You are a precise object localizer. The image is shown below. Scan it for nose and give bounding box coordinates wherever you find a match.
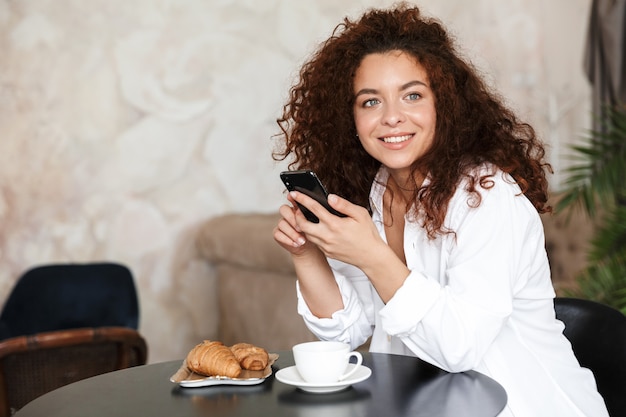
[381,102,406,126]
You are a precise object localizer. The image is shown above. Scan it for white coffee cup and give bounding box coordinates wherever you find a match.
[292,341,363,384]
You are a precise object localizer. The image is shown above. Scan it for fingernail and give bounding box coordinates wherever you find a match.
[294,237,306,246]
[328,194,337,203]
[290,191,297,198]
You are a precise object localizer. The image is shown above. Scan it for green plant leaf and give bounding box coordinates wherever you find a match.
[559,104,626,310]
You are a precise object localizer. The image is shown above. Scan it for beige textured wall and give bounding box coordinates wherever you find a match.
[0,0,592,362]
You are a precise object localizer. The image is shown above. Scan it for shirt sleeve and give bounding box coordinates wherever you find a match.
[296,266,375,350]
[379,174,551,372]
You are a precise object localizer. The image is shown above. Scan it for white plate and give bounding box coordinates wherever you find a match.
[174,374,267,388]
[275,364,371,393]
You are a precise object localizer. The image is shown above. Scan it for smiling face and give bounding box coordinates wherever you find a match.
[353,50,436,183]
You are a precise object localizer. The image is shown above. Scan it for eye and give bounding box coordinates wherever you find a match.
[362,98,380,108]
[406,92,421,101]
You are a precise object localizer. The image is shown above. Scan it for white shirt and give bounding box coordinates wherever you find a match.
[296,166,609,417]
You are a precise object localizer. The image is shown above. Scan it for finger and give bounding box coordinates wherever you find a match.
[289,191,335,224]
[274,219,307,248]
[327,193,361,218]
[278,203,296,221]
[274,229,306,250]
[283,194,311,229]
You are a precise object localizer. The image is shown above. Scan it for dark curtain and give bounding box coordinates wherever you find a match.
[584,0,626,125]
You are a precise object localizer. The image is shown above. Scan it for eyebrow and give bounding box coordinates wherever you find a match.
[354,80,429,98]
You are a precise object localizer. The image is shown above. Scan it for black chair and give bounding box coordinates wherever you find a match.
[0,262,139,339]
[554,297,626,417]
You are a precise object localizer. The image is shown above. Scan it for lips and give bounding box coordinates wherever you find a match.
[381,134,413,144]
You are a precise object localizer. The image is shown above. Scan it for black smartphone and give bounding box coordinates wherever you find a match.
[280,170,346,223]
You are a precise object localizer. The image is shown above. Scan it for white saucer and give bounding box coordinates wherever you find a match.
[275,364,371,393]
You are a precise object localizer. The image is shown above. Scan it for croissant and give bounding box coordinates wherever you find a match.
[186,340,242,378]
[230,342,269,371]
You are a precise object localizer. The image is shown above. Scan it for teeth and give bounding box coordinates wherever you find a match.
[382,134,412,143]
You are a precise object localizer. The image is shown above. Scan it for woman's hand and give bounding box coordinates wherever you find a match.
[287,190,410,303]
[273,192,344,317]
[286,191,385,269]
[273,195,315,256]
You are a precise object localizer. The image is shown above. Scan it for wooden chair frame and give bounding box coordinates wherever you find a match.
[0,327,147,416]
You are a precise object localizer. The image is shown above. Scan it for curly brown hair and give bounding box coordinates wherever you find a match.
[273,3,552,238]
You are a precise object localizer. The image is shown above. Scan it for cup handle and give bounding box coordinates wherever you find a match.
[338,351,363,381]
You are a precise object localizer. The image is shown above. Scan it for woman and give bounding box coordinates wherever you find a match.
[272,4,608,416]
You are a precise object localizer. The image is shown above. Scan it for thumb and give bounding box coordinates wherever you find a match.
[327,193,352,216]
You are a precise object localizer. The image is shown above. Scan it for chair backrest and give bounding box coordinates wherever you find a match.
[0,326,147,416]
[554,297,626,417]
[0,263,139,338]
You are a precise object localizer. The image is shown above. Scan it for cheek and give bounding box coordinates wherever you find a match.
[353,110,375,135]
[411,109,437,134]
[427,113,437,135]
[353,116,365,137]
[428,113,437,135]
[355,132,378,157]
[358,140,379,160]
[356,135,369,149]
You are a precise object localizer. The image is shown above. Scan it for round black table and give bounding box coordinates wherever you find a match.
[15,351,507,417]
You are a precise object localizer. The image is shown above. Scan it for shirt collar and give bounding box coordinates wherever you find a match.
[369,166,389,219]
[369,166,432,219]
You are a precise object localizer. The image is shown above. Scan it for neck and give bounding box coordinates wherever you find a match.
[389,170,424,192]
[388,174,419,202]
